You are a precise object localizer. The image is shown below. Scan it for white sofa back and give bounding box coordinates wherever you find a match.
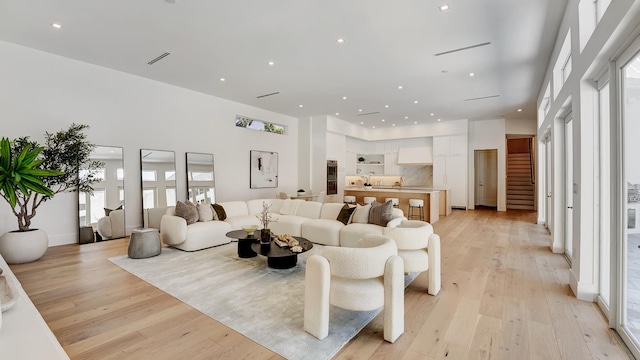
[295,201,323,219]
[247,199,283,215]
[320,203,346,220]
[218,201,249,218]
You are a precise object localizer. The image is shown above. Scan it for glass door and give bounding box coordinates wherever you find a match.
[618,43,640,357]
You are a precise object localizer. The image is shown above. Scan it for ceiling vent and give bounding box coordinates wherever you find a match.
[464,94,500,101]
[434,42,491,57]
[147,52,171,65]
[256,92,280,99]
[357,111,380,116]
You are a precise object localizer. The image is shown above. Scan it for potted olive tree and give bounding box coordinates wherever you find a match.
[0,124,102,264]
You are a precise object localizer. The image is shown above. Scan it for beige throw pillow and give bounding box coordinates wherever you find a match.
[175,200,199,225]
[197,203,214,222]
[351,204,371,224]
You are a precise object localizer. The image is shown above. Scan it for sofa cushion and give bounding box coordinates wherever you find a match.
[368,200,394,226]
[212,203,227,221]
[176,201,199,225]
[320,203,346,220]
[280,199,303,215]
[301,219,344,246]
[336,204,356,225]
[247,199,283,215]
[197,204,215,222]
[340,223,384,247]
[351,204,371,224]
[218,201,250,219]
[269,215,308,236]
[295,201,322,219]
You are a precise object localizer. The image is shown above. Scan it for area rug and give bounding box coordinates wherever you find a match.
[109,242,416,360]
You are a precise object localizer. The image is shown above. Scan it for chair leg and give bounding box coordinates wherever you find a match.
[384,255,405,343]
[304,255,331,339]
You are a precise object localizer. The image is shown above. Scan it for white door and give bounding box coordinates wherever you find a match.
[475,149,498,207]
[545,137,553,232]
[564,114,574,261]
[447,155,467,208]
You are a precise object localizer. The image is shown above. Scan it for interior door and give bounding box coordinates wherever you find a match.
[475,149,498,207]
[564,114,574,261]
[545,137,553,232]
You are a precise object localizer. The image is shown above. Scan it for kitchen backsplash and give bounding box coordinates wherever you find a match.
[345,166,433,187]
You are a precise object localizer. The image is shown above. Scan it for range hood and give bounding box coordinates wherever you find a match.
[397,147,433,165]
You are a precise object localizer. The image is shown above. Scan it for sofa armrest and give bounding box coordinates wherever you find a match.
[385,216,407,230]
[160,215,187,246]
[97,216,112,239]
[428,233,441,295]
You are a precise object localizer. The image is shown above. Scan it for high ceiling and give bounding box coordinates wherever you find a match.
[0,0,568,128]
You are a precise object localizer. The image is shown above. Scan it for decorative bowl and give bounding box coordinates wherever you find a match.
[241,225,259,236]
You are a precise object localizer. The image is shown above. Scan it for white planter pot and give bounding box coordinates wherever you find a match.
[0,229,49,264]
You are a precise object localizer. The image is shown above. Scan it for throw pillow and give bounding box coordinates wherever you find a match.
[175,200,199,225]
[104,205,123,216]
[197,203,214,222]
[336,204,356,225]
[351,204,371,224]
[368,200,394,227]
[212,203,227,221]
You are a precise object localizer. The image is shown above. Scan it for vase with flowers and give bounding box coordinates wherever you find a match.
[256,201,274,245]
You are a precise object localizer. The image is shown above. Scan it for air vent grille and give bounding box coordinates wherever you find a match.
[256,92,280,98]
[147,52,171,65]
[464,94,500,101]
[434,42,491,57]
[357,112,380,116]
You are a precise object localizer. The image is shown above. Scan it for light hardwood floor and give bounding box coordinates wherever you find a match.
[9,209,631,359]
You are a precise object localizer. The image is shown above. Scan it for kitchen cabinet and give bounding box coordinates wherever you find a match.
[356,153,384,175]
[384,152,400,175]
[433,135,467,209]
[434,135,467,156]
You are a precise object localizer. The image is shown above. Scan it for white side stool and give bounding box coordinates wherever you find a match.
[344,195,356,204]
[408,199,425,221]
[385,198,400,208]
[363,197,377,205]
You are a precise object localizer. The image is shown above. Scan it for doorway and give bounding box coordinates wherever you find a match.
[564,113,574,262]
[474,149,498,208]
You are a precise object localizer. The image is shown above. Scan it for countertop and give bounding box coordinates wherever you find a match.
[344,187,444,194]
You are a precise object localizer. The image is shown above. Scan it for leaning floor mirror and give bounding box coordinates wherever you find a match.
[78,146,125,243]
[186,152,216,204]
[140,149,177,229]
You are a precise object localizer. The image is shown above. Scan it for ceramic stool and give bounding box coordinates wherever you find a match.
[363,197,377,205]
[385,198,400,208]
[344,195,356,204]
[128,228,161,259]
[408,199,425,221]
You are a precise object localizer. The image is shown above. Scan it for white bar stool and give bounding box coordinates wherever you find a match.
[408,199,424,221]
[343,195,356,204]
[385,198,400,208]
[363,197,377,205]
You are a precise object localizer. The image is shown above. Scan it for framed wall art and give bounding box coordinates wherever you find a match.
[250,150,278,188]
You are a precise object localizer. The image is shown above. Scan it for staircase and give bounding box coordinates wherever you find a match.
[507,152,535,210]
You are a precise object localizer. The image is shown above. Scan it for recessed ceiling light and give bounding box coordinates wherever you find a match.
[51,23,62,29]
[336,112,340,115]
[414,100,419,104]
[299,104,303,108]
[405,116,409,119]
[372,126,376,128]
[517,108,523,112]
[360,122,364,125]
[219,78,226,82]
[437,119,442,122]
[336,38,345,43]
[469,72,475,77]
[268,61,275,66]
[381,119,385,122]
[392,124,396,127]
[342,96,347,100]
[358,109,363,112]
[414,121,418,124]
[430,113,435,116]
[438,4,450,11]
[385,105,389,108]
[398,85,403,90]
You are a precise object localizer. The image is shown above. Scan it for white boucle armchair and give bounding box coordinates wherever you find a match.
[304,234,405,343]
[383,220,441,295]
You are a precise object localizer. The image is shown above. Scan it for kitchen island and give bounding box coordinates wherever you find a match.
[344,187,450,223]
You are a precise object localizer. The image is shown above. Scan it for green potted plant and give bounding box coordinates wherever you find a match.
[0,124,102,264]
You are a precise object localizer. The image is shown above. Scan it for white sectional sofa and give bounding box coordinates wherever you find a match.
[96,209,125,240]
[160,206,232,251]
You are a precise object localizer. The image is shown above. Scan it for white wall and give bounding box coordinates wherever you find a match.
[0,41,299,246]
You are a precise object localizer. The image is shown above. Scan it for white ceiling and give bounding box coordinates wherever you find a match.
[0,0,568,128]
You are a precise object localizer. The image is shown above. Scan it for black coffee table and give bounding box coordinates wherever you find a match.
[251,236,313,269]
[225,230,259,258]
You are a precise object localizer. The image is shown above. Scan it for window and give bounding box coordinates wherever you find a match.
[189,171,214,181]
[562,54,573,83]
[142,188,156,209]
[117,168,124,181]
[596,0,611,23]
[89,189,106,224]
[165,171,176,181]
[79,168,105,182]
[166,188,176,207]
[142,170,157,182]
[552,30,572,99]
[235,115,286,135]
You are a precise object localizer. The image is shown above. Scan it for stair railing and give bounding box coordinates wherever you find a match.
[528,138,535,185]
